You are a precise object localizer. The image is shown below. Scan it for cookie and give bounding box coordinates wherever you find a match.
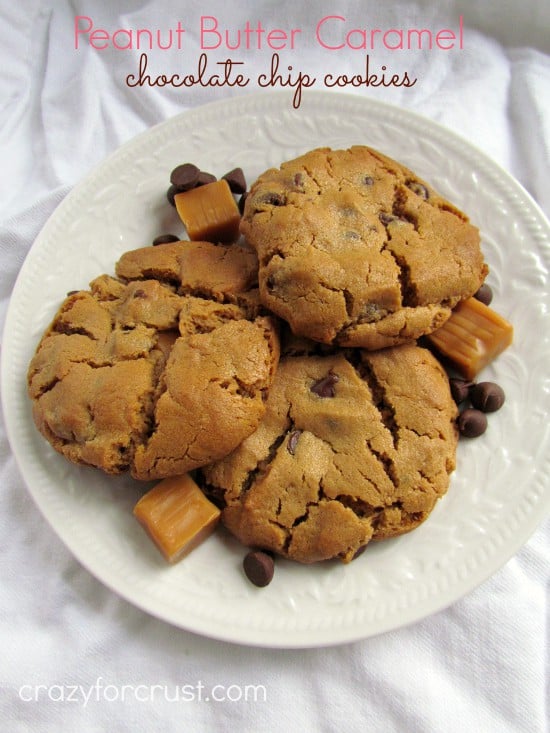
[241,146,487,349]
[27,241,280,480]
[201,342,458,564]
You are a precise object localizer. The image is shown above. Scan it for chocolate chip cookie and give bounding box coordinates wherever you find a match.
[201,342,458,564]
[241,146,487,349]
[27,241,280,480]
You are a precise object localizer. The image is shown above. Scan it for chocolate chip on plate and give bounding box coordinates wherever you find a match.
[473,283,493,306]
[311,371,339,398]
[238,191,248,215]
[457,408,488,438]
[166,184,179,207]
[152,233,180,246]
[449,378,474,405]
[196,171,217,187]
[170,163,200,191]
[243,550,274,587]
[222,167,247,194]
[470,382,505,413]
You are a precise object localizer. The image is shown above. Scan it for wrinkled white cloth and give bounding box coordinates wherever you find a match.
[1,2,548,731]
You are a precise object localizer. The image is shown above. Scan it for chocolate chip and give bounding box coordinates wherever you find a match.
[379,212,397,225]
[260,192,287,207]
[222,167,246,194]
[166,184,179,207]
[406,180,429,199]
[66,290,79,296]
[287,430,302,455]
[449,378,474,405]
[457,408,487,437]
[152,234,180,246]
[170,163,200,191]
[133,289,147,299]
[238,191,248,215]
[243,550,274,587]
[311,371,339,398]
[474,283,493,306]
[470,382,505,413]
[363,176,374,185]
[196,171,217,187]
[294,172,304,187]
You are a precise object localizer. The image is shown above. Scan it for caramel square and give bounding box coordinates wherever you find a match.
[134,474,220,563]
[175,179,240,243]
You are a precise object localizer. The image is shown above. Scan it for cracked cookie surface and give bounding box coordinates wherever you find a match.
[201,343,458,564]
[241,146,488,349]
[27,241,280,480]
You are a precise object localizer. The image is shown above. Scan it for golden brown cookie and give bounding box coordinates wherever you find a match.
[201,343,458,564]
[27,242,280,480]
[241,146,487,349]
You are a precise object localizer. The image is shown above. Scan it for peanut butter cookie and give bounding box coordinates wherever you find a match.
[27,241,280,480]
[201,342,458,563]
[241,146,487,349]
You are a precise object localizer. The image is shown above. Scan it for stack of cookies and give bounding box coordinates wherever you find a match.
[28,146,491,567]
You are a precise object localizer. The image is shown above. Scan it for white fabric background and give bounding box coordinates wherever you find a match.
[1,1,548,731]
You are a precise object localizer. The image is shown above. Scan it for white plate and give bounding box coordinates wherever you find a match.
[3,91,550,648]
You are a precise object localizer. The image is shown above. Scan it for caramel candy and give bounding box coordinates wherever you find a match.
[174,179,240,243]
[427,297,513,379]
[133,474,220,563]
